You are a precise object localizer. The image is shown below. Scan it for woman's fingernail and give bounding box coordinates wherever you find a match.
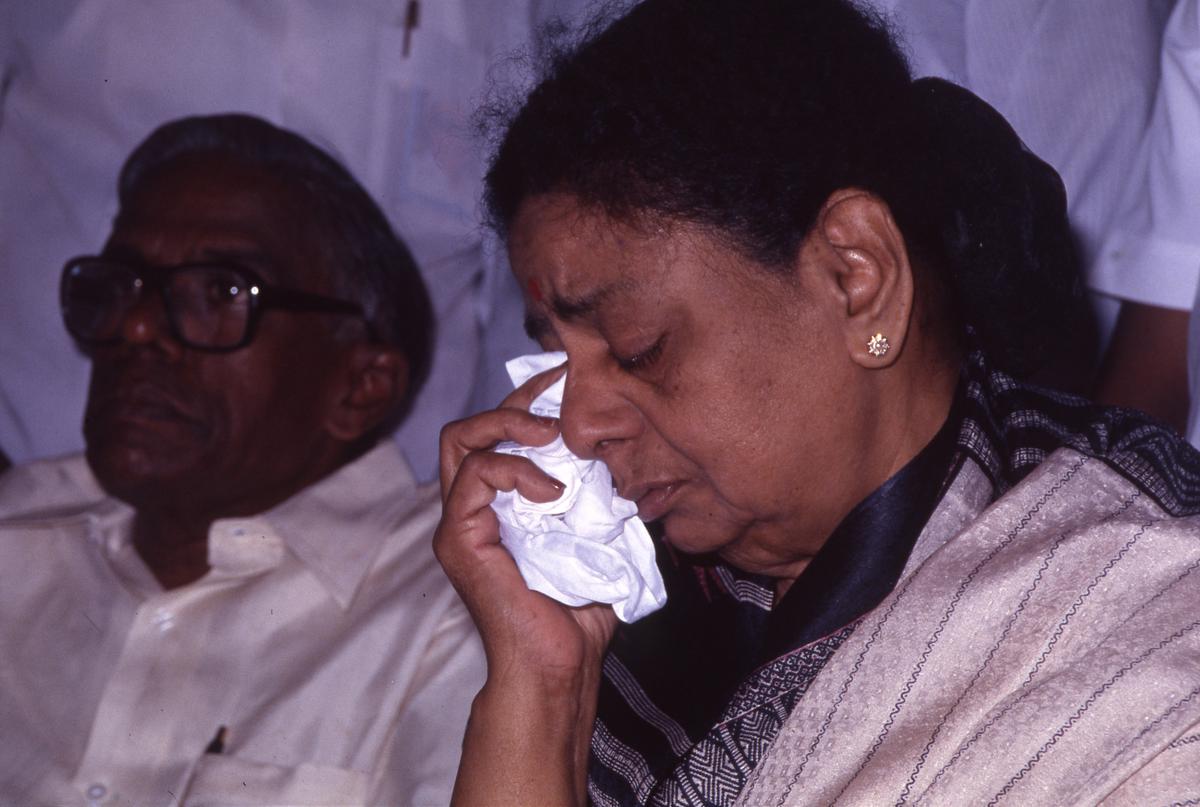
[536,415,559,427]
[550,478,565,491]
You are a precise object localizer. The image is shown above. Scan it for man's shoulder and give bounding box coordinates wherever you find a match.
[271,440,441,544]
[0,453,109,521]
[369,478,443,563]
[265,442,449,608]
[363,478,446,584]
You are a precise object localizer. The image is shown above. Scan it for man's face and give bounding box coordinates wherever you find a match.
[83,154,354,517]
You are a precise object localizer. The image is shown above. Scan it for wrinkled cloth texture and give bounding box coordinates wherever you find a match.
[490,352,667,623]
[737,451,1200,807]
[0,442,484,806]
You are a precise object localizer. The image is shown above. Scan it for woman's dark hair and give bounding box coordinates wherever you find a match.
[119,113,434,393]
[483,0,1081,375]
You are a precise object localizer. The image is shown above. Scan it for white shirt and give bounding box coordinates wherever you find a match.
[1072,0,1200,448]
[0,0,584,477]
[0,442,484,806]
[1132,1,1200,443]
[872,0,1172,336]
[1095,0,1200,313]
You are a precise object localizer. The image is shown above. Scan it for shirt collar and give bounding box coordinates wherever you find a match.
[239,441,422,610]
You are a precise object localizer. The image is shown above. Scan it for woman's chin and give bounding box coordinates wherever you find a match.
[657,512,736,557]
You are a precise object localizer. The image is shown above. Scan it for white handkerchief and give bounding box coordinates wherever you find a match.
[491,352,668,623]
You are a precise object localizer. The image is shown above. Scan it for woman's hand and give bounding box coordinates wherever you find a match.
[435,365,617,807]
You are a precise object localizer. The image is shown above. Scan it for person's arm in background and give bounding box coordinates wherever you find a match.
[1095,303,1190,432]
[0,445,10,476]
[1092,0,1200,435]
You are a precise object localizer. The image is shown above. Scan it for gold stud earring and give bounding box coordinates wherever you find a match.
[867,332,890,357]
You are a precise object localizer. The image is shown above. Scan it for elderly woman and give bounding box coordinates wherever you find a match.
[435,0,1200,804]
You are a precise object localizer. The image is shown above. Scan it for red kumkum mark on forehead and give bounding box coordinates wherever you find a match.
[527,278,544,303]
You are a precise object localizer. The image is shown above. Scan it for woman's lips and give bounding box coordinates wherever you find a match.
[634,482,683,522]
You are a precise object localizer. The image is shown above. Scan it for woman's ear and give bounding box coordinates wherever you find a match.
[324,344,410,442]
[810,188,915,368]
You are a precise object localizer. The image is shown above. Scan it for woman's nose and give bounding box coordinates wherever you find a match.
[558,361,639,459]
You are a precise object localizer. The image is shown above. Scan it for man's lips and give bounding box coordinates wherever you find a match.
[624,481,684,522]
[108,399,189,424]
[90,383,199,427]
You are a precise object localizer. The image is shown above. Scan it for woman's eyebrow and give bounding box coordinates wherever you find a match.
[549,278,635,322]
[526,277,641,338]
[550,288,610,321]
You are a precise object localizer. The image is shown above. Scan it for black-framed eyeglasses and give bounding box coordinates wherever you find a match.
[60,255,370,351]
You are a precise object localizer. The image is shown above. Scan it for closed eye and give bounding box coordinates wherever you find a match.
[524,311,551,342]
[613,334,665,372]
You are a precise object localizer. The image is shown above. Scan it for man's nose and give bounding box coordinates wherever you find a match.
[117,290,182,357]
[558,360,640,460]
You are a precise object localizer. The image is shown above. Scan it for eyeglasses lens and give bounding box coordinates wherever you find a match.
[62,260,140,343]
[62,260,254,349]
[166,267,253,348]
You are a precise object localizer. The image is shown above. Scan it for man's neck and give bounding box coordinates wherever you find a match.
[132,510,212,590]
[119,445,360,590]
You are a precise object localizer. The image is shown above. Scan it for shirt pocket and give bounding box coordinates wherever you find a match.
[182,754,369,806]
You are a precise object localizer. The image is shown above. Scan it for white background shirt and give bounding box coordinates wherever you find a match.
[0,0,585,478]
[0,442,484,806]
[0,1,1171,472]
[1093,0,1200,314]
[1077,0,1200,445]
[873,0,1173,340]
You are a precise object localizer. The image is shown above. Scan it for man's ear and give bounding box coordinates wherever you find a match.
[324,344,410,442]
[808,188,915,368]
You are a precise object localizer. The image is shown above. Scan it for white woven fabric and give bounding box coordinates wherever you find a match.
[738,450,1200,806]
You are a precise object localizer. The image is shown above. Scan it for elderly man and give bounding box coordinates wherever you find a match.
[0,114,482,805]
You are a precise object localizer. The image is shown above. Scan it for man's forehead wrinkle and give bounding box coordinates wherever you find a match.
[102,242,145,263]
[104,233,285,277]
[109,193,314,287]
[197,246,280,270]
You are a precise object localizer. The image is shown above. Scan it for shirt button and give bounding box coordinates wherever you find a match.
[152,608,175,632]
[86,783,107,799]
